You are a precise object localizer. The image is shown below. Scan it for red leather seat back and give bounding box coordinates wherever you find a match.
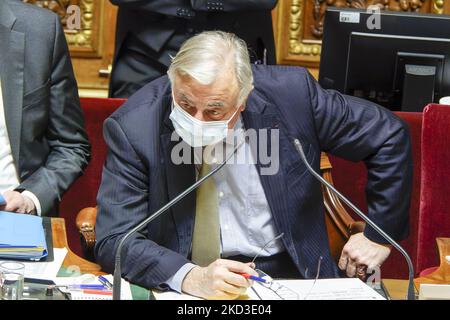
[328,112,423,279]
[59,98,126,256]
[417,104,450,271]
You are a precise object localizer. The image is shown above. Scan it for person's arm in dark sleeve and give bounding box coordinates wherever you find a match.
[18,14,90,215]
[304,70,412,244]
[190,0,278,11]
[95,117,191,290]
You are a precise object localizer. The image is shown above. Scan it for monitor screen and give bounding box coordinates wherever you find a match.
[319,8,450,112]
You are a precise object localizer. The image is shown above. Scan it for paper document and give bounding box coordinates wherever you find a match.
[153,290,202,300]
[0,247,67,280]
[419,284,450,300]
[249,278,386,300]
[54,274,133,300]
[154,278,385,300]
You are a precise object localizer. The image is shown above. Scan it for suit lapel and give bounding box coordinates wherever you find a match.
[160,115,196,256]
[0,4,25,171]
[242,91,300,265]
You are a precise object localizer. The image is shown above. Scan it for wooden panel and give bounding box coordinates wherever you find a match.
[272,0,449,73]
[71,1,117,96]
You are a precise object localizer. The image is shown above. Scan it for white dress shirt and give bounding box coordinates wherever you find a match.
[0,79,41,215]
[166,116,284,292]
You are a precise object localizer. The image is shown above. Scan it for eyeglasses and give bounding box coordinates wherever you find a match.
[253,269,300,300]
[250,233,285,265]
[302,256,323,300]
[248,232,324,300]
[248,233,298,300]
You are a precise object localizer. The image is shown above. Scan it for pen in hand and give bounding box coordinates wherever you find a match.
[239,273,269,284]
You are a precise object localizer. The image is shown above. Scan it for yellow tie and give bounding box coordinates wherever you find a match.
[191,162,221,266]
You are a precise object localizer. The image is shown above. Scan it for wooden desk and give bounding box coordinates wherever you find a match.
[52,218,444,300]
[52,218,104,276]
[382,279,410,300]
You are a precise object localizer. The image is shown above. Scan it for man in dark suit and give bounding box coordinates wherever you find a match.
[109,0,278,98]
[95,31,412,299]
[0,0,90,216]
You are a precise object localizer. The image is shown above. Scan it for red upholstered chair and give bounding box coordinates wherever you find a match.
[416,104,450,272]
[59,97,126,258]
[328,112,423,279]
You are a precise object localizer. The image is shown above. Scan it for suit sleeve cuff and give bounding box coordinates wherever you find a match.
[163,263,197,293]
[21,190,42,216]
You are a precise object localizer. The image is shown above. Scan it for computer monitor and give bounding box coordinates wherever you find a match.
[319,8,450,112]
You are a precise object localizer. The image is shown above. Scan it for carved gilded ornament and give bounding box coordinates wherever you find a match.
[22,0,95,47]
[289,0,443,58]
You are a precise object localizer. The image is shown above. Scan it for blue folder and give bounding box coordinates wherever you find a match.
[0,211,48,261]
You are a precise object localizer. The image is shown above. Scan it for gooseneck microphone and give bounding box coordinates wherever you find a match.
[293,139,415,300]
[112,139,244,300]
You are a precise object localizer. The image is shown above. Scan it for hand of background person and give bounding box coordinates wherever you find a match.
[0,191,36,214]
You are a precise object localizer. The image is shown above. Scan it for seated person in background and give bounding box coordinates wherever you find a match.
[0,0,90,216]
[109,0,278,98]
[95,31,412,299]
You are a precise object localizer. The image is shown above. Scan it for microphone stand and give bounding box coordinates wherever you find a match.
[293,139,415,300]
[112,140,244,300]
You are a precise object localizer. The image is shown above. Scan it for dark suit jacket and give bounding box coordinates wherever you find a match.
[95,65,412,290]
[0,0,90,216]
[109,0,277,97]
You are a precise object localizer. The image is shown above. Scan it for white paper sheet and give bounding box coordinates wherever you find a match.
[152,278,386,300]
[248,278,386,300]
[153,290,202,300]
[0,247,68,280]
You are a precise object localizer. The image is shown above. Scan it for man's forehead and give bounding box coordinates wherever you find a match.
[174,73,239,100]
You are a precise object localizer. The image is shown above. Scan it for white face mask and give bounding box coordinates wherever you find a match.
[169,96,240,147]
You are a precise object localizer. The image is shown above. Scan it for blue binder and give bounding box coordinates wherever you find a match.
[0,211,48,261]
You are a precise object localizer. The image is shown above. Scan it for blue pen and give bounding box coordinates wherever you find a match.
[65,284,108,290]
[98,276,113,289]
[240,273,269,283]
[0,194,5,206]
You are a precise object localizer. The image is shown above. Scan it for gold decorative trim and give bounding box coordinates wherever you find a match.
[431,0,445,13]
[278,0,446,67]
[289,0,322,57]
[22,0,103,58]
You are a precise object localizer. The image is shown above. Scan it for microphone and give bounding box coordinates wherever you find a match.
[112,139,244,300]
[293,139,415,300]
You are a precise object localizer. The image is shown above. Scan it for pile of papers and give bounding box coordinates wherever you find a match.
[0,211,48,260]
[54,274,133,300]
[153,278,386,300]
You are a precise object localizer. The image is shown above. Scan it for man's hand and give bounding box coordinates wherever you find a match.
[181,259,258,300]
[338,232,392,278]
[0,191,36,214]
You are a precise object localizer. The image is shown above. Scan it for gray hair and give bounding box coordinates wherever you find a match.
[167,31,254,105]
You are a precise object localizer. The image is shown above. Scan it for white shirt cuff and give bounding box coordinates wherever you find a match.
[21,190,42,216]
[164,263,197,293]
